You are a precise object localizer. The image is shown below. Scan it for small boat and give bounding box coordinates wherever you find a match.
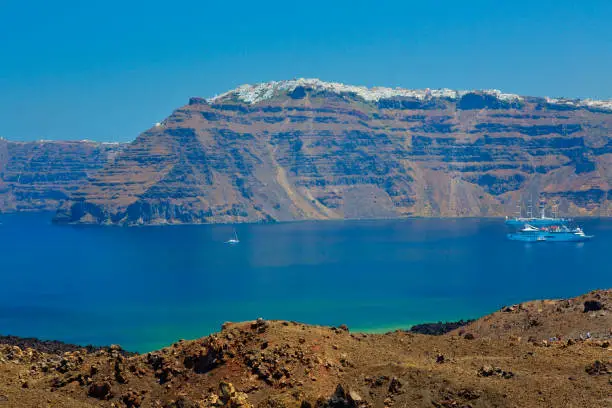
[225,230,240,245]
[505,215,571,228]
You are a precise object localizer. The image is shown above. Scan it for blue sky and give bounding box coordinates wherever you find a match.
[1,0,610,141]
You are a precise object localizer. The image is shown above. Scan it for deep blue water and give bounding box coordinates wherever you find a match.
[0,213,610,352]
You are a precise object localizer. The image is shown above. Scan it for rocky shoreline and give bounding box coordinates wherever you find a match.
[0,335,135,356]
[407,319,475,336]
[0,319,474,355]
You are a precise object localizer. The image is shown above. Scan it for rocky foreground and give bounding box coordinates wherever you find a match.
[1,290,611,407]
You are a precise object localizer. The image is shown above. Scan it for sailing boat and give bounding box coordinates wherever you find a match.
[226,230,240,245]
[505,196,570,227]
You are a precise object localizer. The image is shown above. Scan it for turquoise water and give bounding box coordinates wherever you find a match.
[0,213,610,352]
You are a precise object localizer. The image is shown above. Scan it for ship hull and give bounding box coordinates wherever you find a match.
[507,232,593,242]
[537,233,593,242]
[507,233,546,242]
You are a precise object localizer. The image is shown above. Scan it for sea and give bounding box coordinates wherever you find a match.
[1,213,610,353]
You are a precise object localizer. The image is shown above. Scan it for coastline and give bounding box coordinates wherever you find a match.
[346,319,476,336]
[0,318,476,354]
[0,335,136,355]
[1,289,610,407]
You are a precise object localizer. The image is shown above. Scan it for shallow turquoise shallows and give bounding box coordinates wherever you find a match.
[0,213,610,352]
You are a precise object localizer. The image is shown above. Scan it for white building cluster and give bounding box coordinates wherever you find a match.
[208,78,611,111]
[209,78,523,104]
[546,97,612,111]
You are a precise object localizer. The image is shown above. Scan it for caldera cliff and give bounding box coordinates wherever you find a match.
[0,139,124,213]
[7,78,612,225]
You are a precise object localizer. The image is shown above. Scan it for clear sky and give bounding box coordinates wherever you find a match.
[1,0,611,142]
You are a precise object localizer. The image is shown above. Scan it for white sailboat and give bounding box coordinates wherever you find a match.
[225,230,240,245]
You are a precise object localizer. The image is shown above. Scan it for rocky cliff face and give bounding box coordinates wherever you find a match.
[0,139,124,212]
[52,79,612,225]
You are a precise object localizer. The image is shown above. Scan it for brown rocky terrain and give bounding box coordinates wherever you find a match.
[450,289,612,342]
[49,79,612,225]
[1,289,611,407]
[0,139,124,212]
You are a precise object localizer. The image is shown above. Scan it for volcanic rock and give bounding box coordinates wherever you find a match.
[39,79,611,226]
[88,381,112,399]
[1,290,612,407]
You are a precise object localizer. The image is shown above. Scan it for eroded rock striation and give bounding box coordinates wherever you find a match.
[53,79,612,225]
[0,139,124,212]
[3,79,611,225]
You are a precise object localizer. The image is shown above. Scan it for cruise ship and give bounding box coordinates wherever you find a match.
[507,224,593,242]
